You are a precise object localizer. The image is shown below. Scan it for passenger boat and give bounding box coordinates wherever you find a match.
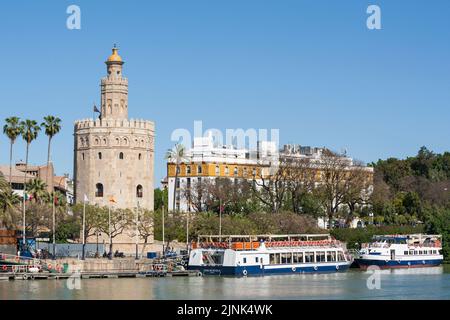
[188,234,352,276]
[354,234,443,270]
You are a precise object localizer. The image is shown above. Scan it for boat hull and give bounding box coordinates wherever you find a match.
[354,258,443,270]
[189,262,351,277]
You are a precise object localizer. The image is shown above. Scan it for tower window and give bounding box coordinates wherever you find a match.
[119,152,124,160]
[95,183,104,198]
[98,152,102,160]
[136,185,143,198]
[187,166,191,174]
[82,153,85,161]
[138,153,142,160]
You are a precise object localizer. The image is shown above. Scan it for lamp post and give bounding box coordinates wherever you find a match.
[162,204,165,257]
[96,231,101,258]
[108,204,112,260]
[81,196,86,260]
[135,201,140,260]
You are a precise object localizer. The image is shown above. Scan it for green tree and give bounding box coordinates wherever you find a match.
[154,188,168,211]
[3,116,22,186]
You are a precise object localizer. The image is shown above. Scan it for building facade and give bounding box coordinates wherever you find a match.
[167,138,373,213]
[74,47,155,211]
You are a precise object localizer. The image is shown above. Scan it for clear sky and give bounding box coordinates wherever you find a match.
[0,0,449,187]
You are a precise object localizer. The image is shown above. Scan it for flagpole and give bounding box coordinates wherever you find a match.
[162,204,165,257]
[108,203,112,260]
[135,201,139,260]
[81,197,86,260]
[219,199,222,242]
[52,192,56,260]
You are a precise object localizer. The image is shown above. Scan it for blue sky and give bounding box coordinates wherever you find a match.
[0,0,449,186]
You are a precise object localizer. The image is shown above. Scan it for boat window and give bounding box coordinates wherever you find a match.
[293,252,303,263]
[243,258,247,264]
[419,250,423,255]
[433,250,437,255]
[338,252,345,262]
[404,251,408,255]
[305,252,314,263]
[270,254,276,265]
[255,257,259,263]
[316,251,326,263]
[409,250,414,255]
[327,251,336,262]
[281,253,291,264]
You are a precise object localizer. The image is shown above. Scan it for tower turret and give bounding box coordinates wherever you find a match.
[101,45,128,120]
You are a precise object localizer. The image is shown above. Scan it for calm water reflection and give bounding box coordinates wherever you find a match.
[1,266,450,300]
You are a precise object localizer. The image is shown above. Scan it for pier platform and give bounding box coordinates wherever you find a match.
[0,270,200,281]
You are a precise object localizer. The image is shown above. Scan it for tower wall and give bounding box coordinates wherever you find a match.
[74,119,155,211]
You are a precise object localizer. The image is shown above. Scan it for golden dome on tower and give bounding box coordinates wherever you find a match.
[106,45,123,63]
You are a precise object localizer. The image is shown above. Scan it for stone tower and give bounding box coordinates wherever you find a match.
[74,47,155,211]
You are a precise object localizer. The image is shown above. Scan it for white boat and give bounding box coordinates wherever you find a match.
[188,234,352,277]
[355,234,443,269]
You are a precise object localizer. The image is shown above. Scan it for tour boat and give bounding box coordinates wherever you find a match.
[355,234,443,269]
[188,234,352,276]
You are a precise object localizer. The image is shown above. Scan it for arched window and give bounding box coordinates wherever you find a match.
[186,166,191,174]
[119,152,124,160]
[225,166,229,175]
[138,153,142,160]
[234,167,238,176]
[243,167,248,176]
[215,165,220,175]
[98,152,102,160]
[81,153,85,161]
[197,165,202,174]
[136,185,143,198]
[95,183,104,197]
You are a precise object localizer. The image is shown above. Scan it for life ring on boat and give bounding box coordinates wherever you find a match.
[292,267,296,272]
[22,274,28,280]
[314,266,318,271]
[336,265,340,270]
[407,262,411,267]
[2,265,7,271]
[242,269,248,276]
[422,260,426,265]
[197,271,203,277]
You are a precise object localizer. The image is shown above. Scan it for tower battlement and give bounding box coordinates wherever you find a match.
[74,118,155,130]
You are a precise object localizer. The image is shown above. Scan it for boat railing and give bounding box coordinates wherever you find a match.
[192,240,343,251]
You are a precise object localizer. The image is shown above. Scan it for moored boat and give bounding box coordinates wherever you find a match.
[354,234,443,270]
[188,234,352,277]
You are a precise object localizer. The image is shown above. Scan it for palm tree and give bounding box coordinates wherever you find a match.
[26,178,48,203]
[20,119,40,246]
[165,144,188,212]
[41,116,62,190]
[3,117,22,186]
[0,173,20,229]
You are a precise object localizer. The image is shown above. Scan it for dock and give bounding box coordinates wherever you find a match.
[0,270,200,281]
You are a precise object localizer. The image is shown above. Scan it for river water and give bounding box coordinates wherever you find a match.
[1,266,450,300]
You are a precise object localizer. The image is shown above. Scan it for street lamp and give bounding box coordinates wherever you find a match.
[96,231,101,258]
[135,201,140,260]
